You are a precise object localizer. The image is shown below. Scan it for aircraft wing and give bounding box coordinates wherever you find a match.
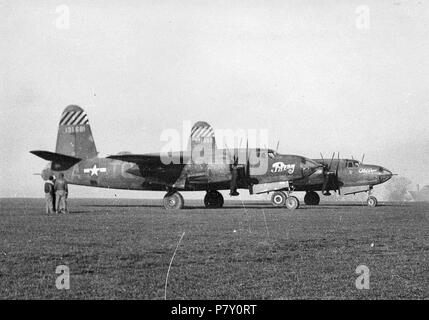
[107,154,161,165]
[107,153,190,166]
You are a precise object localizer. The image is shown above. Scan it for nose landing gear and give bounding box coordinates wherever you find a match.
[367,187,378,207]
[367,196,378,207]
[366,187,378,208]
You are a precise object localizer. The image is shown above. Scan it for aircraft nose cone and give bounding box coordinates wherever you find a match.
[379,168,393,183]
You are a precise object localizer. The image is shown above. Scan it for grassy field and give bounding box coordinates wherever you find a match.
[0,198,427,299]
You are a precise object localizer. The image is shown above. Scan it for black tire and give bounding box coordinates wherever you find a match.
[285,196,300,210]
[304,191,320,205]
[204,190,224,208]
[367,196,378,207]
[271,191,286,207]
[163,191,184,210]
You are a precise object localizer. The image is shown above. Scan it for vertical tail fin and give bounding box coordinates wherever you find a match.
[189,121,216,150]
[188,121,217,162]
[55,105,97,159]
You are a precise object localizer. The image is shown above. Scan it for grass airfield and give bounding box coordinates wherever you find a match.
[0,198,427,299]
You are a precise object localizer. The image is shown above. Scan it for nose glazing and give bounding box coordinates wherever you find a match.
[378,167,392,183]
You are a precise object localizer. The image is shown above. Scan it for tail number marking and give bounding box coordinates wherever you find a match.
[64,126,86,134]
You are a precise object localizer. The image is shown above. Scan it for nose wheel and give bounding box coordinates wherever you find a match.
[204,190,224,208]
[367,196,378,207]
[366,186,378,207]
[163,191,184,210]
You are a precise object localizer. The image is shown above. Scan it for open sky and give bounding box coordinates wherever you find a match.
[1,0,428,198]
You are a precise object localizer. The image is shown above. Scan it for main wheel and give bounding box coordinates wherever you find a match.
[271,191,286,207]
[367,196,378,207]
[163,191,184,210]
[304,191,320,205]
[285,196,300,210]
[204,190,224,208]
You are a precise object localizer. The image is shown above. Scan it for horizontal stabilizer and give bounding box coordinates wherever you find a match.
[30,150,81,171]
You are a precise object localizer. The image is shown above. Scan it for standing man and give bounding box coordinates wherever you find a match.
[44,176,55,214]
[54,173,69,214]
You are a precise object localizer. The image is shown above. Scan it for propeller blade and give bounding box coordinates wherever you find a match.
[336,152,340,173]
[328,152,335,170]
[223,143,233,163]
[226,141,240,196]
[335,152,341,194]
[322,177,329,195]
[230,166,238,196]
[361,153,365,163]
[276,141,280,153]
[246,139,249,176]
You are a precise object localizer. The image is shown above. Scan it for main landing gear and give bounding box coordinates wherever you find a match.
[304,191,320,205]
[204,190,224,208]
[270,190,300,210]
[163,190,184,210]
[162,190,225,210]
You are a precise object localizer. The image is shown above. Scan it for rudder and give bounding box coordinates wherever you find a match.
[56,105,97,159]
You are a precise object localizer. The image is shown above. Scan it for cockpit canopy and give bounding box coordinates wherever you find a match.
[267,149,278,159]
[346,160,360,168]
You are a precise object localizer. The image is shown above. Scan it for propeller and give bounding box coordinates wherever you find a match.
[245,139,250,178]
[321,152,340,196]
[224,138,249,196]
[223,143,239,196]
[334,152,341,195]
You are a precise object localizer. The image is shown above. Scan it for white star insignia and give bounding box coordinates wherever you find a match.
[84,164,107,176]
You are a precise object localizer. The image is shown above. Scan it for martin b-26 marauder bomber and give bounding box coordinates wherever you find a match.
[276,153,393,207]
[31,105,322,210]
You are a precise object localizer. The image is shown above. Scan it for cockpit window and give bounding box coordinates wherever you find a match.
[347,160,360,168]
[268,150,277,158]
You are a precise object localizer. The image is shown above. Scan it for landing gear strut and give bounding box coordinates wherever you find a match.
[367,187,378,207]
[163,191,184,210]
[204,190,224,208]
[304,191,320,205]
